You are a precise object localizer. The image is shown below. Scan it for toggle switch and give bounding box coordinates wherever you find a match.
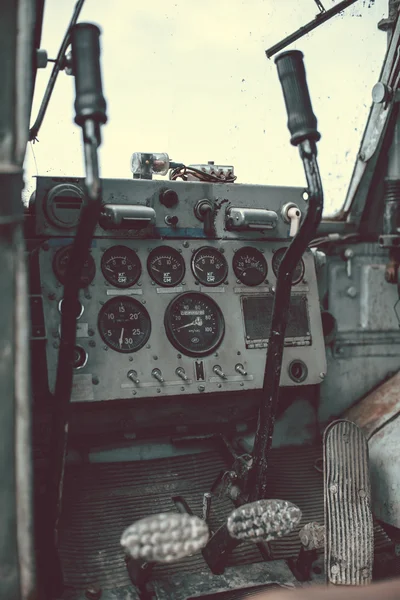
[152,368,164,383]
[213,365,227,379]
[127,370,140,384]
[282,203,302,237]
[176,367,189,382]
[235,363,247,376]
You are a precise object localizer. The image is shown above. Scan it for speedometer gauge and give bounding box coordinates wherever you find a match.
[101,246,141,288]
[191,247,228,286]
[164,292,225,357]
[272,247,304,285]
[98,296,151,353]
[147,246,185,287]
[232,247,267,286]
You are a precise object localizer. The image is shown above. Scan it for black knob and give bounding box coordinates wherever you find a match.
[71,23,107,126]
[275,50,320,146]
[160,188,179,208]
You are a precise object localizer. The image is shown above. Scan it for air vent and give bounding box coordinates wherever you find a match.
[44,183,84,229]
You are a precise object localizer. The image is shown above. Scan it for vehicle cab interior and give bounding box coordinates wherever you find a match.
[2,1,400,599]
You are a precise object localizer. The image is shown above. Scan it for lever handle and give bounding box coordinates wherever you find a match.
[275,50,320,147]
[71,23,107,126]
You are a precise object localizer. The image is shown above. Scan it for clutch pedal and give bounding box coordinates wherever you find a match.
[324,420,374,585]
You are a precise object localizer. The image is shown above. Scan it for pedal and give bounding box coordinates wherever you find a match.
[121,512,210,563]
[227,499,302,543]
[324,420,374,585]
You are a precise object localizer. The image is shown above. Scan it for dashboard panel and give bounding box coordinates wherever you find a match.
[31,176,326,403]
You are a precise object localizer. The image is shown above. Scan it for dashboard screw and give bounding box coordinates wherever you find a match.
[182,241,189,248]
[89,340,96,348]
[92,376,99,385]
[88,329,95,336]
[129,356,133,362]
[198,385,205,392]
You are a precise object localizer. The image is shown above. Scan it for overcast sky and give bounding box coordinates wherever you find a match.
[24,0,388,215]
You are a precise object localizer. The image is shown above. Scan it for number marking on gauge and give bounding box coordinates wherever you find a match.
[101,245,141,288]
[98,296,151,353]
[164,292,225,357]
[147,246,185,287]
[232,247,267,286]
[191,247,228,286]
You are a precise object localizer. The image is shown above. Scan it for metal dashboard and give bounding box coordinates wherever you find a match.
[32,176,326,403]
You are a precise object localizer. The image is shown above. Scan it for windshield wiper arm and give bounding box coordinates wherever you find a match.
[266,0,359,59]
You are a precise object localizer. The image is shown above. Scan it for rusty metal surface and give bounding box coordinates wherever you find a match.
[369,414,400,529]
[345,370,400,439]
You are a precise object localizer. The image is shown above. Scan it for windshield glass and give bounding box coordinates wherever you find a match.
[24,0,388,216]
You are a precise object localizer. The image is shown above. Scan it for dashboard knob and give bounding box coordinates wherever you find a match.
[235,364,247,376]
[152,368,164,383]
[213,365,227,380]
[176,367,189,382]
[127,370,140,385]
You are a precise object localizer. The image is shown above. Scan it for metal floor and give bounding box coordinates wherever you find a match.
[58,444,392,599]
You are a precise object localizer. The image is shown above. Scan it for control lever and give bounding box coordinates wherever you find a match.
[47,23,107,595]
[247,50,323,502]
[195,199,216,237]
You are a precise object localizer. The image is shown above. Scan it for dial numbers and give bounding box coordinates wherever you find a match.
[232,247,267,286]
[147,246,185,287]
[101,246,141,288]
[191,247,228,286]
[98,296,151,353]
[164,292,225,357]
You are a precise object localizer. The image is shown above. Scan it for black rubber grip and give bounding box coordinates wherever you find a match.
[275,50,320,146]
[71,23,107,125]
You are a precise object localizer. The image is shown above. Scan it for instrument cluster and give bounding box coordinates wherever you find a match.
[38,239,325,403]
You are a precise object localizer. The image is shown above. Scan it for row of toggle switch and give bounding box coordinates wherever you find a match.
[126,364,248,385]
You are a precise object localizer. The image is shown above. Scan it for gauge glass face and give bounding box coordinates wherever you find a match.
[232,247,267,286]
[101,246,141,288]
[53,245,95,287]
[272,248,305,285]
[191,247,228,286]
[98,296,151,353]
[164,292,225,357]
[147,246,185,287]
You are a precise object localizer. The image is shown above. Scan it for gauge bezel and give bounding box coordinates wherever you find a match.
[52,245,96,287]
[147,246,186,287]
[97,296,151,354]
[101,245,142,288]
[272,247,305,285]
[191,246,228,286]
[232,246,268,287]
[164,291,225,357]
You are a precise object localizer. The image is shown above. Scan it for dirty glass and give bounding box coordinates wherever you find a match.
[24,0,388,216]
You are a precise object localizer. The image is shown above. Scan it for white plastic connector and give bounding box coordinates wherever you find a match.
[287,206,301,237]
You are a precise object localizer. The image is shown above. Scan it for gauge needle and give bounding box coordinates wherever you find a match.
[119,328,124,348]
[105,266,114,272]
[177,317,202,331]
[152,267,161,273]
[196,265,204,272]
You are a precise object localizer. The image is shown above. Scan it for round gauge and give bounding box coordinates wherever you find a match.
[53,245,95,287]
[98,296,151,353]
[147,246,185,287]
[272,247,305,285]
[101,246,141,288]
[232,247,268,286]
[164,292,225,357]
[191,247,228,286]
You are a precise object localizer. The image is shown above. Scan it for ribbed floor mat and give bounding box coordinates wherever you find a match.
[59,445,391,596]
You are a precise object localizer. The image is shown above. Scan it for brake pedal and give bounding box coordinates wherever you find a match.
[121,512,209,563]
[324,420,374,585]
[227,499,302,543]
